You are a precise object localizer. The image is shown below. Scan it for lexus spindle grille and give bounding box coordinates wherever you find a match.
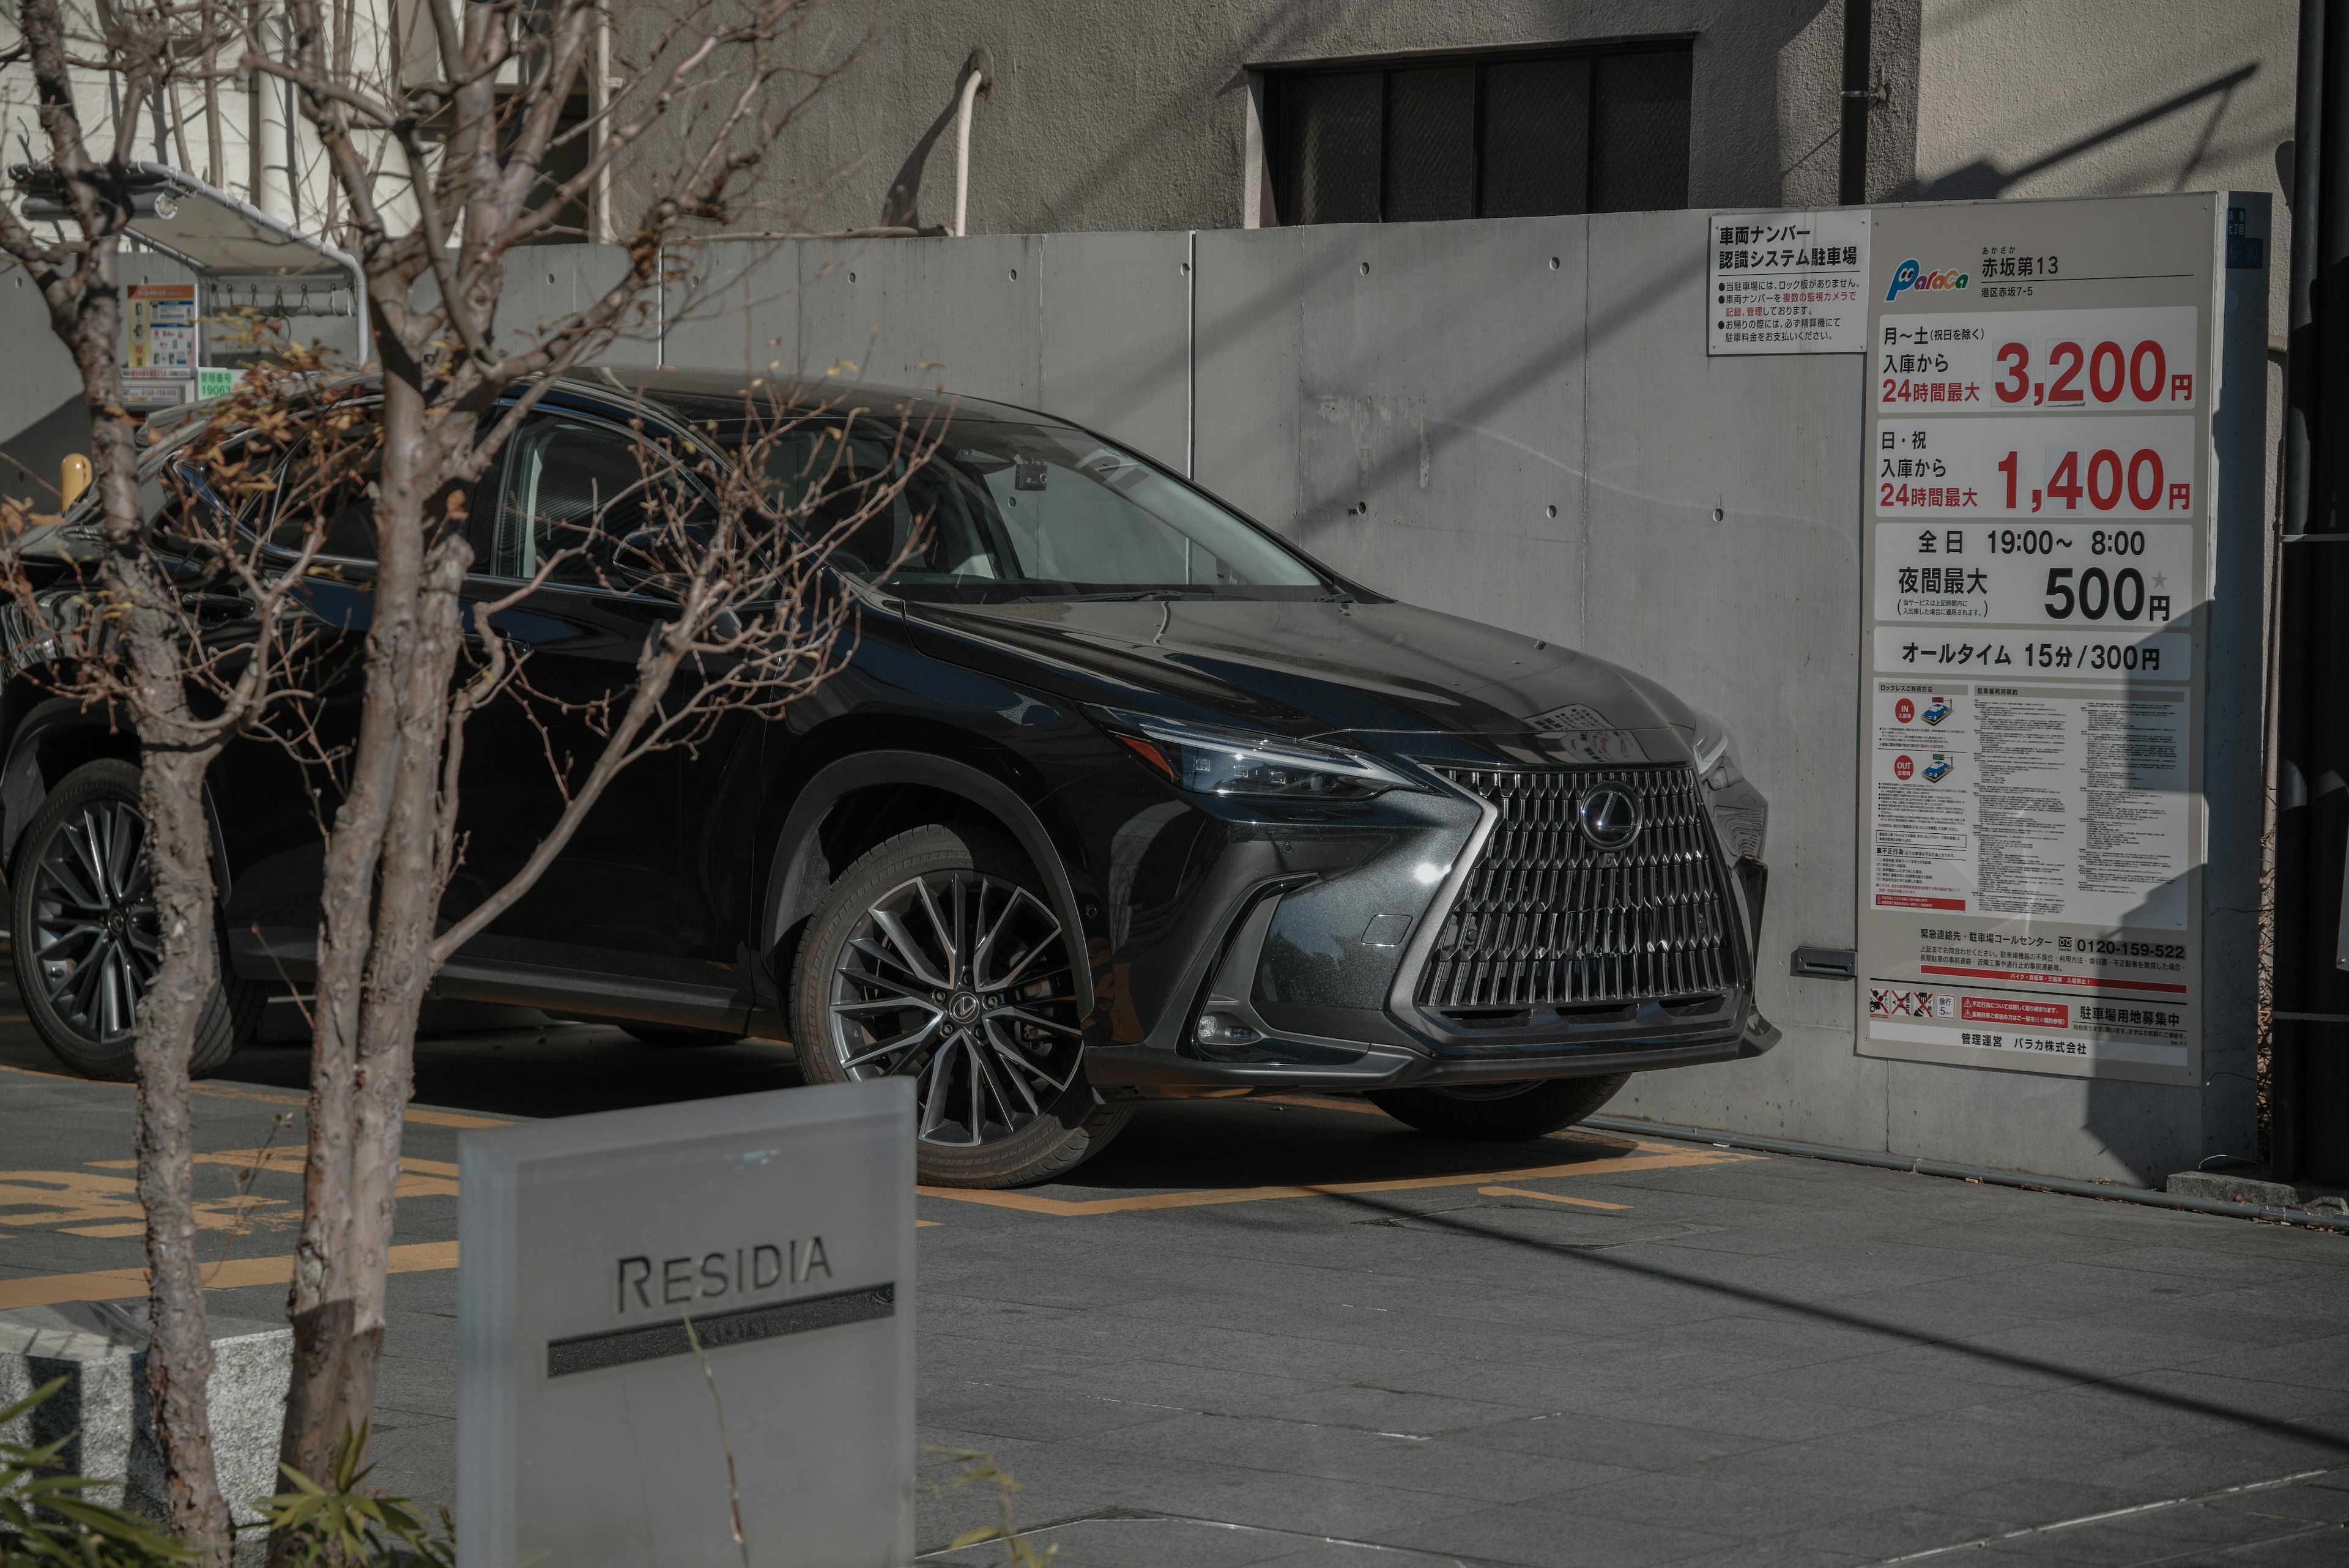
[1416,764,1735,1012]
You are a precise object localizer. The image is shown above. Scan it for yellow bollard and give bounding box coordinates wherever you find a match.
[59,453,91,507]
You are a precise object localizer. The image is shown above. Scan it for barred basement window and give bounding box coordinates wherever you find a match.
[1263,44,1691,226]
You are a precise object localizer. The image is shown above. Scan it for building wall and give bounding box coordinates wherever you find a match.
[0,2,2299,258]
[1911,0,2296,422]
[619,0,1883,239]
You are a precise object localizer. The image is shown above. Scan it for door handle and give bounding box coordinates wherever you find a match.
[461,617,532,655]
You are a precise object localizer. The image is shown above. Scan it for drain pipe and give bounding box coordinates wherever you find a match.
[2274,0,2349,1175]
[951,46,993,237]
[1586,1117,2349,1234]
[1838,0,1873,204]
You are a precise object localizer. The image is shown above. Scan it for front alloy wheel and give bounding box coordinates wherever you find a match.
[793,825,1131,1187]
[32,794,157,1042]
[10,757,256,1080]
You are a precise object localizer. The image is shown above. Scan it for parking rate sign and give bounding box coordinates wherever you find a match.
[1855,196,2231,1088]
[459,1080,916,1568]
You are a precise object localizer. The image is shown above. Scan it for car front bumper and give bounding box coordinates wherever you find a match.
[1082,996,1780,1090]
[1077,748,1776,1092]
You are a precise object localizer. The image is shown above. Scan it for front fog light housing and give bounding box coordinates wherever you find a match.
[1710,808,1766,861]
[1687,708,1765,860]
[1102,708,1416,800]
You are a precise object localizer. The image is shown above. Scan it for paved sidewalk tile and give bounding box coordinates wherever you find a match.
[7,1022,2349,1567]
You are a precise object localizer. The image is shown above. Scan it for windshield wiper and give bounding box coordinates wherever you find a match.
[1036,589,1210,602]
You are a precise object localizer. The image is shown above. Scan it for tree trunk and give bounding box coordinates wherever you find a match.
[339,526,469,1426]
[127,735,234,1566]
[276,614,401,1495]
[66,220,237,1560]
[275,376,462,1513]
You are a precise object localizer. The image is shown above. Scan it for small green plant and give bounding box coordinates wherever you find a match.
[925,1447,1058,1568]
[259,1424,453,1568]
[1,1379,198,1568]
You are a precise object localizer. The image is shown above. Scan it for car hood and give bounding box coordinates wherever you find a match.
[902,596,1701,760]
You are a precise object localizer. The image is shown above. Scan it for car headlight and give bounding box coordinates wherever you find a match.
[1102,709,1416,800]
[1690,707,1734,780]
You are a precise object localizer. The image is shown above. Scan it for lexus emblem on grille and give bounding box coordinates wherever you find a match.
[1577,786,1642,850]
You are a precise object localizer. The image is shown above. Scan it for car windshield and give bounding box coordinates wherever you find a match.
[673,398,1329,601]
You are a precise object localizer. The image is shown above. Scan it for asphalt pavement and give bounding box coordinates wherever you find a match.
[6,998,2349,1567]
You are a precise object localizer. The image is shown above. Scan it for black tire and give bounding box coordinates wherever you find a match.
[792,823,1131,1189]
[10,759,261,1082]
[620,1024,746,1047]
[1367,1072,1631,1142]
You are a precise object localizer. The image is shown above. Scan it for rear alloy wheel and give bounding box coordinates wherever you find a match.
[11,759,258,1081]
[793,824,1130,1187]
[1367,1072,1631,1142]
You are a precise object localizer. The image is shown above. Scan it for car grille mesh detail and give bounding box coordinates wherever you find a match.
[1416,764,1733,1011]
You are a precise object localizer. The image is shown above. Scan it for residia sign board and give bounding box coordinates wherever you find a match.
[1854,195,2246,1087]
[459,1080,914,1568]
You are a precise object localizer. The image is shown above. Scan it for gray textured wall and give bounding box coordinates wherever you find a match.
[613,0,1895,240]
[590,199,2260,1186]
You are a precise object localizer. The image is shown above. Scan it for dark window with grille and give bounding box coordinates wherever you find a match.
[1264,45,1691,226]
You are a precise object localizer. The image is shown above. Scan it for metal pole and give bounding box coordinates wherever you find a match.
[1838,0,1873,205]
[2287,0,2325,541]
[1185,229,1196,478]
[951,71,982,239]
[2274,0,2349,1183]
[949,50,992,239]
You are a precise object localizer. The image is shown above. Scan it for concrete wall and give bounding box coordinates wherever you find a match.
[1913,0,2297,519]
[614,203,2257,1186]
[1913,1,2294,215]
[614,0,1890,239]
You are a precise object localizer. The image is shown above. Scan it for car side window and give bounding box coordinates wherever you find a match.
[265,437,380,562]
[761,428,1007,582]
[491,414,687,591]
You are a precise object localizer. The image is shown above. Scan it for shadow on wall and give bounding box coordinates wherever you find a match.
[1870,598,2251,1186]
[2075,598,2257,1183]
[0,395,92,511]
[1911,61,2258,199]
[1278,229,1705,559]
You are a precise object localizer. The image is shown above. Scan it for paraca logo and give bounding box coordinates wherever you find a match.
[1885,258,1970,302]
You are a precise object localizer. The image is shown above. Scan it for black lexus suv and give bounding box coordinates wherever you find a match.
[4,368,1775,1186]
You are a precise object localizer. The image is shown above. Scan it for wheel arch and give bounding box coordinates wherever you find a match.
[1,694,235,897]
[762,747,1096,1020]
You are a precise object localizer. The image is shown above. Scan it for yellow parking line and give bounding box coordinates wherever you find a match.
[918,1141,1756,1218]
[402,1107,513,1129]
[0,1240,461,1309]
[1478,1184,1630,1210]
[0,1059,510,1129]
[2,1211,946,1306]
